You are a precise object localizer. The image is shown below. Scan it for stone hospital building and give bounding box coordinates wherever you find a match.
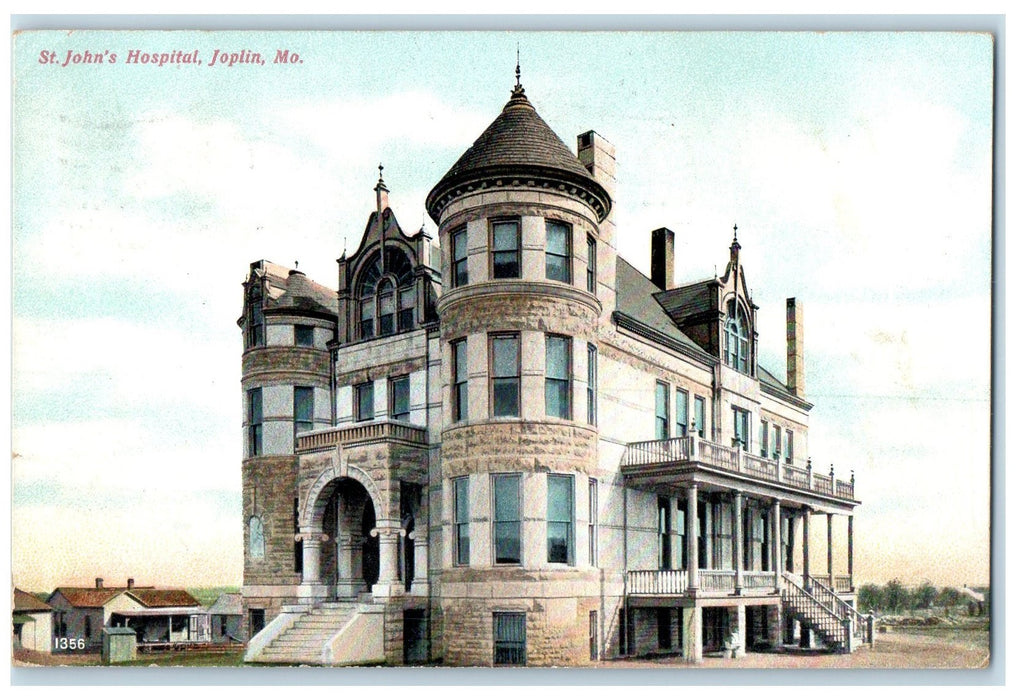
[238,75,865,666]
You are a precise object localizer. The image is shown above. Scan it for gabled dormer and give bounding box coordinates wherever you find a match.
[336,170,441,344]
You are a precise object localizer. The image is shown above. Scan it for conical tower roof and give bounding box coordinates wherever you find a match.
[426,84,611,222]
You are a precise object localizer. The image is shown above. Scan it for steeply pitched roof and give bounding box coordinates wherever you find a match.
[614,256,710,359]
[252,261,336,317]
[126,588,200,608]
[654,279,716,322]
[426,86,611,222]
[14,588,52,613]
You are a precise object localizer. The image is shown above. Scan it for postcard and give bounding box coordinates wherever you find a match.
[10,26,993,675]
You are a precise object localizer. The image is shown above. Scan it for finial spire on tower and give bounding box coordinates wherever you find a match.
[511,45,526,99]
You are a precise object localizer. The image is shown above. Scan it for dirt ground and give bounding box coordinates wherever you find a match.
[13,628,990,670]
[602,628,991,670]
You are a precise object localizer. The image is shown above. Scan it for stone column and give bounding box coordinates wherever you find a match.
[301,533,322,585]
[335,534,360,598]
[682,605,702,663]
[371,524,405,598]
[686,484,699,592]
[827,513,834,580]
[848,515,855,589]
[733,492,743,592]
[772,500,782,588]
[411,529,430,596]
[802,508,811,585]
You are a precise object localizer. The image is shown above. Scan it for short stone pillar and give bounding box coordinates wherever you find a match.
[335,534,362,598]
[371,525,405,598]
[767,604,783,649]
[101,627,136,664]
[724,604,746,658]
[300,531,323,585]
[682,605,703,663]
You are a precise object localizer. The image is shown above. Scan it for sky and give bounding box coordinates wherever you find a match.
[10,30,993,592]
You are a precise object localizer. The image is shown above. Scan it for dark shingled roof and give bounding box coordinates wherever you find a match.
[655,279,715,322]
[50,587,128,608]
[14,588,52,613]
[254,261,336,317]
[426,86,611,221]
[615,256,708,356]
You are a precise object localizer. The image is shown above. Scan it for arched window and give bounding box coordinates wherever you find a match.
[724,300,750,374]
[249,516,265,560]
[357,248,415,340]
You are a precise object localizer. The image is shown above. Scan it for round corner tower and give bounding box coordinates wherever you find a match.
[425,78,615,666]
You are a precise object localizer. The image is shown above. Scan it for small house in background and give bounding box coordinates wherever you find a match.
[13,588,53,652]
[207,593,245,643]
[47,578,146,652]
[109,587,208,649]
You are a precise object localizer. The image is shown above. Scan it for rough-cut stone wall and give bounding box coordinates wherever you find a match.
[243,456,300,587]
[440,290,598,341]
[243,346,330,382]
[442,422,597,476]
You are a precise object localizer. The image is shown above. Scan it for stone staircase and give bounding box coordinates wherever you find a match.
[252,601,361,665]
[781,573,869,652]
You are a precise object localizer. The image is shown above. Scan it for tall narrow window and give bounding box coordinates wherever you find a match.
[295,324,314,347]
[453,477,470,566]
[658,498,672,569]
[733,407,751,450]
[452,226,469,288]
[587,344,598,425]
[294,386,314,442]
[247,388,263,457]
[546,220,571,283]
[293,498,303,573]
[493,612,526,666]
[452,339,468,422]
[398,288,415,331]
[714,500,734,570]
[589,611,599,661]
[359,292,375,340]
[491,220,520,279]
[785,430,794,465]
[655,381,670,440]
[773,425,782,460]
[547,474,574,564]
[586,235,597,293]
[724,300,750,373]
[588,478,598,566]
[356,382,374,422]
[248,516,265,560]
[390,376,410,423]
[675,390,689,437]
[694,395,706,438]
[545,335,571,419]
[377,279,396,336]
[490,334,520,417]
[247,287,265,349]
[493,474,521,564]
[760,419,769,457]
[675,502,687,569]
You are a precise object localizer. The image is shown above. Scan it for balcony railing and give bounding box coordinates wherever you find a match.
[621,435,855,501]
[626,569,851,597]
[296,421,428,452]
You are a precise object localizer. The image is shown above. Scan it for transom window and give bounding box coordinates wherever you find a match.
[357,248,415,340]
[546,220,571,283]
[491,220,521,279]
[724,300,750,373]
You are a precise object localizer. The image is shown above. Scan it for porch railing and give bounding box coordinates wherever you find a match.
[803,574,871,645]
[621,435,856,501]
[699,570,737,591]
[296,421,428,452]
[742,570,777,590]
[626,569,689,595]
[834,575,853,593]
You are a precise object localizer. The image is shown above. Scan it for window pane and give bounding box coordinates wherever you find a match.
[493,612,526,666]
[586,236,597,293]
[492,221,519,251]
[494,474,521,564]
[546,379,570,419]
[454,228,468,260]
[391,377,410,420]
[294,387,313,422]
[695,396,705,437]
[493,251,519,278]
[655,381,669,439]
[492,336,519,376]
[675,390,688,437]
[357,383,374,421]
[546,221,569,256]
[295,325,314,347]
[547,475,572,521]
[547,522,571,563]
[249,389,262,422]
[493,379,520,417]
[455,478,469,522]
[494,475,519,520]
[587,344,597,425]
[546,336,569,379]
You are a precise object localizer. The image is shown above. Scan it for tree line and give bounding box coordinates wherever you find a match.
[856,579,987,615]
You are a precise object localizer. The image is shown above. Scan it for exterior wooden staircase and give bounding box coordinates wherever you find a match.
[246,600,384,665]
[781,573,872,652]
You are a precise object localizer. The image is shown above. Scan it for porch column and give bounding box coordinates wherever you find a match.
[682,605,703,663]
[786,513,795,573]
[335,534,359,598]
[411,529,430,596]
[371,523,405,598]
[802,508,811,585]
[300,528,323,585]
[848,515,854,589]
[686,483,699,592]
[703,497,713,569]
[771,500,782,588]
[827,513,834,579]
[733,491,743,592]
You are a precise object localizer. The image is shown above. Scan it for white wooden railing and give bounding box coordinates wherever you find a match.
[742,571,777,590]
[620,435,856,500]
[626,569,689,595]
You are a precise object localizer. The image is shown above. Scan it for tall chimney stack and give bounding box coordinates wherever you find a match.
[95,577,104,589]
[651,227,675,290]
[787,298,805,396]
[127,578,135,590]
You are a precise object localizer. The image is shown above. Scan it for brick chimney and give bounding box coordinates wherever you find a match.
[786,298,805,396]
[127,578,135,590]
[95,577,104,589]
[577,130,616,201]
[651,227,675,290]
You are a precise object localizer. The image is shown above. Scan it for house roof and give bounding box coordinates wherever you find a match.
[125,588,200,608]
[654,279,716,322]
[14,588,52,613]
[206,593,243,616]
[614,256,709,357]
[256,263,336,317]
[49,587,129,608]
[426,85,610,221]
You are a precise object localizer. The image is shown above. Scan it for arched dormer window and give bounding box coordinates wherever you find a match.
[724,299,750,374]
[357,247,415,340]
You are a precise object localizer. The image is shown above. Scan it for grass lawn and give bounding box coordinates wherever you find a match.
[117,649,248,667]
